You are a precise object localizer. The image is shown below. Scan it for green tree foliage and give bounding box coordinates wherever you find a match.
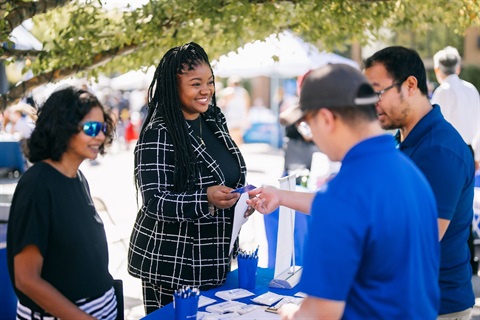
[0,0,479,108]
[391,26,464,59]
[460,65,480,92]
[386,23,479,91]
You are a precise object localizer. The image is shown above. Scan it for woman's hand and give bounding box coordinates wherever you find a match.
[207,185,240,209]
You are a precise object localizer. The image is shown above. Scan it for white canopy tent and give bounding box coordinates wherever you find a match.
[212,30,358,78]
[212,31,359,148]
[108,67,156,91]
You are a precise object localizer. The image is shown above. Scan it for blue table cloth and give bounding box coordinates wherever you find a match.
[141,268,300,319]
[0,140,27,173]
[1,223,17,319]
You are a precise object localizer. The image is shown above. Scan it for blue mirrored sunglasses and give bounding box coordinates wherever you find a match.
[81,121,107,137]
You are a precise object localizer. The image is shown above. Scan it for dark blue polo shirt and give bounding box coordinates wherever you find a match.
[397,104,475,314]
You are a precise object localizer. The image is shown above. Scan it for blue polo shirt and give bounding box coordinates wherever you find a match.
[397,105,475,314]
[300,135,440,319]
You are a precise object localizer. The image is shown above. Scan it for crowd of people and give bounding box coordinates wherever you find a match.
[3,41,479,320]
[1,102,36,139]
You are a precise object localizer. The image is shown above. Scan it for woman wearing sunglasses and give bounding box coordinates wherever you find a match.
[128,42,250,314]
[7,86,117,319]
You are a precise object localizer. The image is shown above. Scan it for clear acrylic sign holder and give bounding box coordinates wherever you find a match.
[269,174,302,289]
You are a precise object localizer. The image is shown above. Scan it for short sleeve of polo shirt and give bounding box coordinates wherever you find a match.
[408,145,467,220]
[300,192,366,301]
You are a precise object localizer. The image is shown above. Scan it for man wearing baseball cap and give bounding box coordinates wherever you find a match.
[247,63,440,319]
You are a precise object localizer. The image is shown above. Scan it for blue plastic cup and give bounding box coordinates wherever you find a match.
[238,256,259,290]
[174,294,199,320]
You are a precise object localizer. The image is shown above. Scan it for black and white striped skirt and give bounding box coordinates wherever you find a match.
[16,287,117,320]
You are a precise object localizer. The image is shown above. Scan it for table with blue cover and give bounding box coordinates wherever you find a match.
[0,223,17,319]
[141,268,301,319]
[0,139,27,174]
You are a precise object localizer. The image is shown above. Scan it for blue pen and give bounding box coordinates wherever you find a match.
[254,245,259,259]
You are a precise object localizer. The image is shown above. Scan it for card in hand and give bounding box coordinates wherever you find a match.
[230,184,256,194]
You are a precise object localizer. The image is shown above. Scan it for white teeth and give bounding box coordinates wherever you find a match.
[198,98,208,102]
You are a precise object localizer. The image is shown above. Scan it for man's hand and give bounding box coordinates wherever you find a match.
[246,185,281,214]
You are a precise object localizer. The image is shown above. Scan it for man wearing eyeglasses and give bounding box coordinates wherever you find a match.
[364,46,475,320]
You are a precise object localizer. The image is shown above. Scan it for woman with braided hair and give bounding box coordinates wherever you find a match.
[127,42,250,314]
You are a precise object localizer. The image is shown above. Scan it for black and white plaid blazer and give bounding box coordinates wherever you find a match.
[128,107,247,290]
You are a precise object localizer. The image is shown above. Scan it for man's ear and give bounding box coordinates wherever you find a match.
[404,75,419,95]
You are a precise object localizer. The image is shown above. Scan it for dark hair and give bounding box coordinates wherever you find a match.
[141,42,219,192]
[26,86,115,162]
[363,46,429,97]
[326,105,378,125]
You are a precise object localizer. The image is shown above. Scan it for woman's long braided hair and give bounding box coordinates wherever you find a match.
[139,42,219,192]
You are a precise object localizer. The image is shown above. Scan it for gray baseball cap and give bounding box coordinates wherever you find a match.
[280,64,378,126]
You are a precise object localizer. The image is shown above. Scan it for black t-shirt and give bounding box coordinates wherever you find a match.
[7,162,113,311]
[187,116,241,187]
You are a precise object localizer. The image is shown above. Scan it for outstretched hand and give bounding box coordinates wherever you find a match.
[246,185,281,214]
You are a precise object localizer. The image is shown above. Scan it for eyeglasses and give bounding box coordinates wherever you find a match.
[81,121,107,137]
[375,82,400,100]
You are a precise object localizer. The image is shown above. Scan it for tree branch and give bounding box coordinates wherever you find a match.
[0,47,44,59]
[0,42,142,110]
[1,0,71,37]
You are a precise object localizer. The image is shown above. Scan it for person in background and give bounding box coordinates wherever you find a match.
[139,91,149,127]
[364,46,475,319]
[279,72,320,181]
[247,64,440,319]
[2,106,12,133]
[432,44,480,284]
[7,86,117,319]
[278,76,320,182]
[123,112,138,150]
[128,42,251,314]
[7,102,36,139]
[279,102,320,185]
[220,75,251,145]
[432,46,480,171]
